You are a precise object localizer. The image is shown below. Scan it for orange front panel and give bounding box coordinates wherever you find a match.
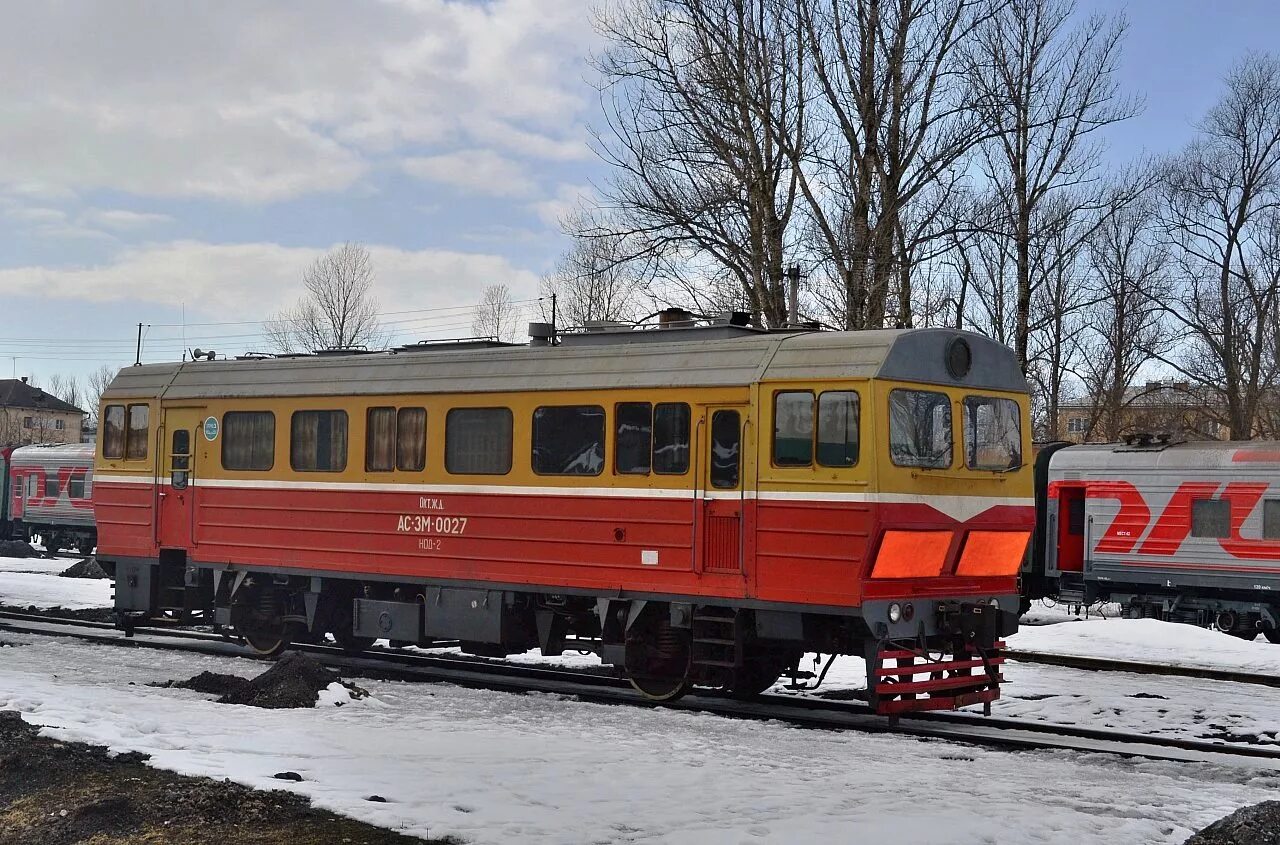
[870,530,953,579]
[955,530,1032,576]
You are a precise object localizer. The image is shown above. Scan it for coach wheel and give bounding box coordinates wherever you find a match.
[624,610,692,702]
[43,537,60,556]
[1264,624,1280,645]
[232,585,296,658]
[726,649,800,699]
[78,541,94,556]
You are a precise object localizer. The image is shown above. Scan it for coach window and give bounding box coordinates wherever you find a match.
[446,408,513,475]
[773,391,814,466]
[68,472,87,500]
[102,405,126,459]
[533,405,605,476]
[369,406,428,473]
[291,411,348,472]
[26,474,38,499]
[222,411,275,471]
[126,404,149,460]
[1265,500,1280,540]
[46,474,60,498]
[616,403,652,474]
[889,389,952,469]
[963,396,1022,470]
[710,410,741,489]
[817,391,860,467]
[1191,498,1230,539]
[615,402,690,475]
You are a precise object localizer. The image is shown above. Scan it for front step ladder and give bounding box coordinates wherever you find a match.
[691,609,743,679]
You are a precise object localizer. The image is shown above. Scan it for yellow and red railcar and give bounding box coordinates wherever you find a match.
[94,325,1033,713]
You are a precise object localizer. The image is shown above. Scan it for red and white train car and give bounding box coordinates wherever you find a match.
[7,443,97,554]
[1036,439,1280,640]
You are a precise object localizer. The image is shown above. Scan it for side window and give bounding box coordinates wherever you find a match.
[533,405,605,476]
[222,412,275,471]
[654,403,690,474]
[366,407,396,472]
[1067,497,1086,536]
[1265,500,1280,540]
[446,408,513,475]
[291,411,349,472]
[366,407,428,472]
[773,392,814,467]
[889,389,953,469]
[615,402,652,475]
[964,395,1023,470]
[46,474,60,498]
[126,404,149,460]
[102,405,126,459]
[68,472,86,499]
[817,391,860,467]
[614,402,690,475]
[1191,498,1230,539]
[26,475,38,498]
[710,410,741,489]
[396,407,427,472]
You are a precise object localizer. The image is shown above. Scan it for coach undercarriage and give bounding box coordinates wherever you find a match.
[112,557,1013,715]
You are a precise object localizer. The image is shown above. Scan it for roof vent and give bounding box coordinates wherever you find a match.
[658,308,695,328]
[528,322,555,347]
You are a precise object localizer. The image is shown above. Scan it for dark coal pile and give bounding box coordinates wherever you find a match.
[0,710,439,844]
[0,541,35,558]
[150,671,251,697]
[58,558,108,579]
[217,651,360,709]
[1185,801,1280,845]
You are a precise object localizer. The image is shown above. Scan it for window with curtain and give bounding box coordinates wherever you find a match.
[222,411,275,471]
[102,405,126,459]
[291,410,348,472]
[126,404,149,460]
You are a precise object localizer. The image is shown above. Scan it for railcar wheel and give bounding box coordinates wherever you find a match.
[78,541,94,556]
[624,609,692,702]
[1265,626,1280,645]
[727,649,801,699]
[232,584,297,658]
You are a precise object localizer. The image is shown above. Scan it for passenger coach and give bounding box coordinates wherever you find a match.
[94,322,1033,713]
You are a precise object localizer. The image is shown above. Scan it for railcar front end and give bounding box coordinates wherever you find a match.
[94,325,1033,714]
[8,443,97,554]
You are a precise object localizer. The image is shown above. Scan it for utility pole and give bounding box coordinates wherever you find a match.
[135,323,143,367]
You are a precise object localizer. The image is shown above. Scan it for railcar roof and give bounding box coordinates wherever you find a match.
[102,328,1027,401]
[9,443,96,464]
[1050,439,1280,472]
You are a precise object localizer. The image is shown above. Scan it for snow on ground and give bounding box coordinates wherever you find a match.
[1008,617,1280,676]
[0,554,112,610]
[0,634,1275,845]
[0,571,112,610]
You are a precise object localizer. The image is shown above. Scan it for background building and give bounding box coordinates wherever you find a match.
[0,378,86,447]
[1056,380,1226,444]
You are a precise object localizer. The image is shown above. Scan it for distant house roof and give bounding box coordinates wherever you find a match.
[0,379,85,415]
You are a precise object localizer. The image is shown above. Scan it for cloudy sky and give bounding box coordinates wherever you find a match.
[0,0,1275,382]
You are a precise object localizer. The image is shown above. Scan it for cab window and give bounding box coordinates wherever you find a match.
[889,389,952,469]
[102,405,126,459]
[963,396,1022,470]
[126,404,149,460]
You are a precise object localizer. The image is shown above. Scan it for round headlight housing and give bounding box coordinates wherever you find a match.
[888,602,903,624]
[989,598,1001,609]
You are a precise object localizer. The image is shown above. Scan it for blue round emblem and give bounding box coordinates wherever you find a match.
[203,416,219,441]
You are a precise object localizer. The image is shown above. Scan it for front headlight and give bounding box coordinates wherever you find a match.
[888,602,903,624]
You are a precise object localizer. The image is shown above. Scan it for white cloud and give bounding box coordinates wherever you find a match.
[0,1,600,203]
[532,183,595,227]
[82,209,173,231]
[0,240,541,348]
[402,150,537,197]
[2,206,67,224]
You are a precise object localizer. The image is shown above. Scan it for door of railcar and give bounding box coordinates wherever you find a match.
[698,406,748,575]
[157,408,201,549]
[1055,485,1086,573]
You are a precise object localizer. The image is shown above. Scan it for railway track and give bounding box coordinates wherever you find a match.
[1005,648,1280,688]
[2,610,1278,771]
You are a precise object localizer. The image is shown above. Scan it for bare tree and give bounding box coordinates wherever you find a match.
[267,243,387,353]
[590,0,806,327]
[1160,55,1280,439]
[472,284,523,343]
[1078,193,1170,440]
[86,365,117,424]
[46,373,82,410]
[542,220,642,328]
[967,0,1139,371]
[788,0,1003,330]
